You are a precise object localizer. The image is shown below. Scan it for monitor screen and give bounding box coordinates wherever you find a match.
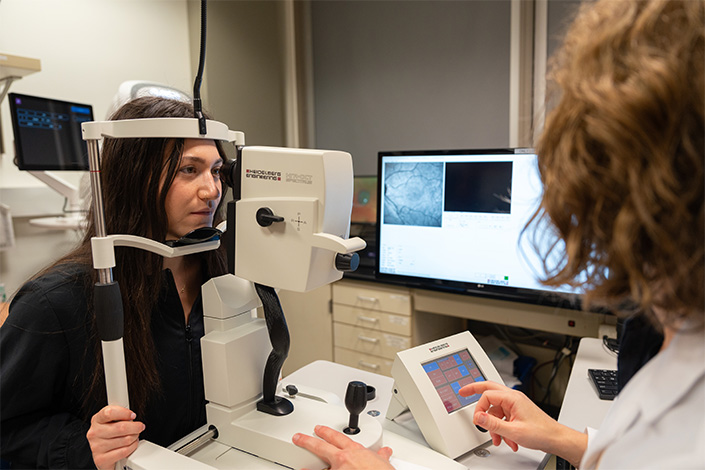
[351,175,378,224]
[376,148,582,308]
[9,93,94,171]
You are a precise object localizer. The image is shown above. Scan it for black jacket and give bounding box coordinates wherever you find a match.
[0,265,207,469]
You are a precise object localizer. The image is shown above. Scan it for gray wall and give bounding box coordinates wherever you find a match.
[547,0,583,61]
[189,0,287,148]
[310,0,512,176]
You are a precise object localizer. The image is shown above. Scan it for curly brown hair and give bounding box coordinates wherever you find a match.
[533,0,704,329]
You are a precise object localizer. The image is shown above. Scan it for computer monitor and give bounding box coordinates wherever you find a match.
[351,175,377,225]
[9,93,94,171]
[375,148,583,309]
[349,176,378,272]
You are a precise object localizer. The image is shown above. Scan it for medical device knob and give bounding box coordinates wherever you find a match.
[256,207,284,227]
[335,252,360,272]
[343,381,367,435]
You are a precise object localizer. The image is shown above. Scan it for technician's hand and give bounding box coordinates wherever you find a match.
[459,381,586,468]
[292,425,394,470]
[86,405,145,470]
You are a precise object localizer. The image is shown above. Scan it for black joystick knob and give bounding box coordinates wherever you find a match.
[335,252,360,272]
[344,381,367,435]
[256,207,284,227]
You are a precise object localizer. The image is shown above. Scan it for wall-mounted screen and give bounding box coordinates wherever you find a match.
[9,93,94,171]
[376,148,582,309]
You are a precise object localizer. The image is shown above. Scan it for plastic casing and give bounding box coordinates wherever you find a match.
[390,331,504,458]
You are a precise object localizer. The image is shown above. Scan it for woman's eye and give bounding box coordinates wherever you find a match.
[180,166,197,174]
[212,167,222,176]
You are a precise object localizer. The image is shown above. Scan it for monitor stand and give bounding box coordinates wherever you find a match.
[29,213,86,230]
[27,171,87,230]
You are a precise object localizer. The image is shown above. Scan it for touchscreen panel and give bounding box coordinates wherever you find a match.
[422,348,485,413]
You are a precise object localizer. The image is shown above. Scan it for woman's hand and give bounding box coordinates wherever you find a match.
[292,425,394,470]
[86,405,145,470]
[459,381,586,467]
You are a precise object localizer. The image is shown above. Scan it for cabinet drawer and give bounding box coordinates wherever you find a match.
[333,304,411,336]
[332,282,411,315]
[334,322,410,360]
[334,347,394,377]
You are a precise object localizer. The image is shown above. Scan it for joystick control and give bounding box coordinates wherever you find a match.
[343,381,367,435]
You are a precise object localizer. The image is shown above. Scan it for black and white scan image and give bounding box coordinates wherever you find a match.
[445,161,513,214]
[383,162,443,227]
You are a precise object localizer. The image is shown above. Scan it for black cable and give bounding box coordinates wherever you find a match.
[193,0,208,135]
[602,334,619,354]
[540,336,575,406]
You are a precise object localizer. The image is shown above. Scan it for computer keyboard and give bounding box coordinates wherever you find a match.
[588,368,618,400]
[555,456,576,470]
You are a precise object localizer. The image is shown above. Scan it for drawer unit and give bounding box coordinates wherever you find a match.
[332,280,465,377]
[332,281,411,315]
[332,304,411,336]
[332,280,413,377]
[334,347,394,377]
[334,322,411,359]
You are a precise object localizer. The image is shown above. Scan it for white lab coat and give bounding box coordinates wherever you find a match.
[580,324,705,469]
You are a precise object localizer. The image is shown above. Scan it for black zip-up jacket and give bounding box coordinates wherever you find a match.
[0,265,207,469]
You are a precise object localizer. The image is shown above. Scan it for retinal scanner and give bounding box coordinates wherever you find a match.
[83,117,381,470]
[83,113,503,470]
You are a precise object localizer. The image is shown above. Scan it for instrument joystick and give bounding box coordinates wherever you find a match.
[343,381,367,435]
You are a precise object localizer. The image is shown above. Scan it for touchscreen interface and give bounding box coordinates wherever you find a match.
[422,349,485,413]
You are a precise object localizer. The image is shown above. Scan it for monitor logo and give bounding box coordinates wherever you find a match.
[246,168,281,181]
[429,343,450,353]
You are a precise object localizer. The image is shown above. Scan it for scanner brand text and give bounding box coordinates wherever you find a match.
[286,173,313,184]
[429,343,450,353]
[245,168,281,181]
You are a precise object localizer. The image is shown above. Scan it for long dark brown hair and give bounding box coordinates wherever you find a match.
[530,0,704,329]
[35,97,230,415]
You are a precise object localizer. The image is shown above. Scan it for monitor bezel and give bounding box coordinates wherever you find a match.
[9,92,94,171]
[374,147,583,311]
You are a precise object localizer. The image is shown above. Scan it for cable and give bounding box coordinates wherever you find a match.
[193,0,208,135]
[492,324,524,357]
[539,336,576,406]
[61,197,88,214]
[602,335,619,357]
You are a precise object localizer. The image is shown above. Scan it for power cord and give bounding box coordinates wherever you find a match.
[539,336,576,406]
[602,334,619,356]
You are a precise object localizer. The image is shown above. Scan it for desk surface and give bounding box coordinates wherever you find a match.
[284,360,546,470]
[187,338,617,470]
[558,337,618,432]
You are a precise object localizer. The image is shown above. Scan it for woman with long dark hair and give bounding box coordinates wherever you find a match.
[1,96,230,469]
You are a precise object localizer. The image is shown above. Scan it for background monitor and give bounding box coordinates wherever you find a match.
[348,175,378,273]
[9,92,94,171]
[351,175,378,224]
[375,148,583,309]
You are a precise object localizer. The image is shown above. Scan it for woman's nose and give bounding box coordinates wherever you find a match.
[198,174,221,201]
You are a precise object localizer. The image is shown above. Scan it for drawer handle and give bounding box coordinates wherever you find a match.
[357,315,379,324]
[357,335,379,344]
[358,361,380,370]
[356,295,379,303]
